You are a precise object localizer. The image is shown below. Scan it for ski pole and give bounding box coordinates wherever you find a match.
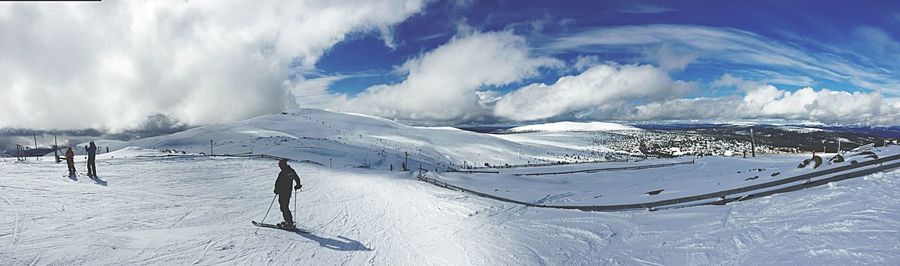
[255,194,277,234]
[293,186,299,224]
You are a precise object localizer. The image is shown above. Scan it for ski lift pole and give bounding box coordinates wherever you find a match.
[255,194,278,234]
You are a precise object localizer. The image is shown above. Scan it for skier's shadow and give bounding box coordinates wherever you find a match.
[68,175,78,181]
[90,176,108,186]
[294,231,371,251]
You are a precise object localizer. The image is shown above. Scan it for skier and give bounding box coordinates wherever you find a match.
[85,141,97,177]
[65,146,76,176]
[273,159,302,229]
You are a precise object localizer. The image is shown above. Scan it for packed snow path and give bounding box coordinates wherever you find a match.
[2,155,900,265]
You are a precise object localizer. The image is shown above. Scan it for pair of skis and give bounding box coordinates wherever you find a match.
[254,185,307,234]
[252,221,310,234]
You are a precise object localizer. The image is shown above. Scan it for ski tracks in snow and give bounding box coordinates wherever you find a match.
[0,194,19,246]
[3,158,900,265]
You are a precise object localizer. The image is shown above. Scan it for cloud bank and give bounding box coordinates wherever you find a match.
[1,3,897,132]
[0,0,425,132]
[545,24,900,95]
[312,31,562,121]
[494,64,693,121]
[628,83,899,125]
[295,28,896,125]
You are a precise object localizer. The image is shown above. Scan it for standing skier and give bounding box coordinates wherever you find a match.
[274,159,302,229]
[65,146,76,176]
[85,141,97,177]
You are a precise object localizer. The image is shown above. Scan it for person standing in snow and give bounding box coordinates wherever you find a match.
[85,141,98,177]
[274,159,302,229]
[65,146,76,176]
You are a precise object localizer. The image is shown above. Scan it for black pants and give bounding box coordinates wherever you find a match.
[87,156,97,176]
[66,159,76,175]
[278,192,292,223]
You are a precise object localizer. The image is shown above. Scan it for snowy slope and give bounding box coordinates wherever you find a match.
[4,109,900,265]
[436,148,898,206]
[507,121,641,133]
[125,109,620,170]
[2,150,900,265]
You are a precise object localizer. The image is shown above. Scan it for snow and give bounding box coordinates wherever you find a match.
[2,108,899,265]
[507,121,641,133]
[434,148,897,206]
[115,109,625,170]
[3,153,900,264]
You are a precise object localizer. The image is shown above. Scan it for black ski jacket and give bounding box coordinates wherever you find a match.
[274,166,301,195]
[86,144,97,158]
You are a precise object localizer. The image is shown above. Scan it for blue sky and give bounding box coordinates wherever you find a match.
[2,0,899,132]
[316,0,900,98]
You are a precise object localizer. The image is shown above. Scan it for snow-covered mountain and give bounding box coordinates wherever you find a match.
[113,109,617,169]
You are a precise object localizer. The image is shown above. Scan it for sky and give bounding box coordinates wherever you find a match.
[1,0,899,138]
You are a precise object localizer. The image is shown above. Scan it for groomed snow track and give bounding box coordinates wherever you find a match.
[418,153,900,212]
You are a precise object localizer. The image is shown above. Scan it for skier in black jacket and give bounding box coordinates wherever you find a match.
[274,159,302,229]
[85,141,97,177]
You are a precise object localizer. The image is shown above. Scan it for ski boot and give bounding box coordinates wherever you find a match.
[278,221,295,230]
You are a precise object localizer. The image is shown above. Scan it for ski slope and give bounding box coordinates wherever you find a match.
[117,109,622,170]
[3,109,899,264]
[3,148,900,265]
[435,149,898,206]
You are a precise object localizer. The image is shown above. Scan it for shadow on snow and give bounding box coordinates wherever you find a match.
[293,231,372,251]
[90,176,108,186]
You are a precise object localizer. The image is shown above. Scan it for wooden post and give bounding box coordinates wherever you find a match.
[210,140,213,155]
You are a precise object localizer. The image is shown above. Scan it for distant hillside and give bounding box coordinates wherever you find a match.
[506,121,641,133]
[122,109,615,170]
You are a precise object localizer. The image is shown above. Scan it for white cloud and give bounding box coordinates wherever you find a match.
[0,0,426,131]
[572,55,601,71]
[628,84,899,125]
[644,44,699,71]
[290,75,350,108]
[712,73,765,91]
[325,31,562,121]
[545,24,900,95]
[494,64,694,121]
[743,70,814,87]
[852,27,900,65]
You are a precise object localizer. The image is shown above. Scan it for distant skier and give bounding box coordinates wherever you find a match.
[65,146,76,176]
[85,141,97,177]
[273,159,302,229]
